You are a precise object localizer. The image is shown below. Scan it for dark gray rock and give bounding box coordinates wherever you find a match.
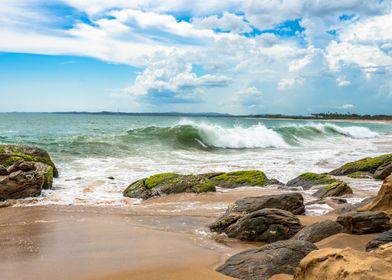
[313,181,352,199]
[374,162,392,180]
[292,220,346,243]
[286,173,335,190]
[225,208,303,242]
[366,230,392,251]
[0,165,8,176]
[217,240,318,280]
[336,211,391,234]
[210,193,305,233]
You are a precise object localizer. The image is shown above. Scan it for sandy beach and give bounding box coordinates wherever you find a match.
[0,189,380,280]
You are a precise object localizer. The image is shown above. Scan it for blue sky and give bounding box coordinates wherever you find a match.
[0,0,391,114]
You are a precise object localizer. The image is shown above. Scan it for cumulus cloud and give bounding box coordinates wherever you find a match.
[336,77,351,87]
[125,56,231,103]
[335,104,356,110]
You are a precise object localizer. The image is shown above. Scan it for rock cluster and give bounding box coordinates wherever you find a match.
[0,145,58,201]
[123,170,281,199]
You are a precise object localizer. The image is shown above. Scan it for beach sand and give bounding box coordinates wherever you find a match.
[0,189,381,280]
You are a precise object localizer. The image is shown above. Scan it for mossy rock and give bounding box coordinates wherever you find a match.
[286,172,336,190]
[123,173,216,199]
[347,171,373,179]
[210,170,268,188]
[123,170,277,200]
[0,145,58,178]
[330,154,392,177]
[313,181,353,199]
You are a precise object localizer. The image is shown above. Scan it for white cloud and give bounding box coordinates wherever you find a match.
[277,77,302,90]
[191,12,252,34]
[125,56,232,99]
[336,77,351,87]
[336,104,355,109]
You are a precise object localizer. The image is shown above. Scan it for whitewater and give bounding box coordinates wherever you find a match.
[0,113,391,208]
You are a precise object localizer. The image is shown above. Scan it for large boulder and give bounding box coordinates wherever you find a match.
[0,145,57,189]
[0,170,44,200]
[312,181,353,199]
[358,174,392,215]
[210,193,305,232]
[286,173,335,190]
[224,208,303,242]
[123,173,216,200]
[293,244,392,280]
[366,230,392,251]
[336,211,391,234]
[217,240,317,280]
[330,153,392,178]
[292,220,346,243]
[123,170,280,199]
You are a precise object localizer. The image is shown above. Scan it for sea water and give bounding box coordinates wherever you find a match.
[0,113,391,207]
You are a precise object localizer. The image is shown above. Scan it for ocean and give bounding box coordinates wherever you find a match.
[1,113,391,209]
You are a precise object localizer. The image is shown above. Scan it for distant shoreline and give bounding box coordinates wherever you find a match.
[1,111,392,122]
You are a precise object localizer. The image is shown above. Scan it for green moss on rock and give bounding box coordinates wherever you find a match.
[212,170,268,187]
[144,173,178,189]
[330,154,392,176]
[298,173,335,184]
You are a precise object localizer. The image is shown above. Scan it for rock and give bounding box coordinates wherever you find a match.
[358,174,392,215]
[312,181,353,198]
[293,244,392,280]
[210,170,269,188]
[306,197,347,208]
[6,161,54,189]
[124,170,280,199]
[123,173,216,199]
[286,173,335,190]
[334,196,375,215]
[336,211,391,234]
[0,170,44,200]
[210,193,305,232]
[347,171,374,179]
[0,165,8,176]
[374,162,392,180]
[224,208,303,242]
[292,220,346,243]
[0,144,58,177]
[366,230,392,251]
[217,240,317,280]
[330,153,392,178]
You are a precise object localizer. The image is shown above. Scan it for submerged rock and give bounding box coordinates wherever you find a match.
[292,220,346,243]
[286,172,335,190]
[217,240,317,280]
[0,145,58,200]
[330,153,392,178]
[123,170,279,200]
[210,193,305,233]
[358,174,392,215]
[366,230,392,251]
[293,244,392,280]
[336,211,391,234]
[224,208,303,242]
[312,180,353,199]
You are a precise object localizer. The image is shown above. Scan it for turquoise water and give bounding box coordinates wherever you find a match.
[0,113,391,206]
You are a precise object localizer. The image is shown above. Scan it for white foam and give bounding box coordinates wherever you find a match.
[178,119,289,149]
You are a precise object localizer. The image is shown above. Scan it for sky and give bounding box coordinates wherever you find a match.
[0,0,392,114]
